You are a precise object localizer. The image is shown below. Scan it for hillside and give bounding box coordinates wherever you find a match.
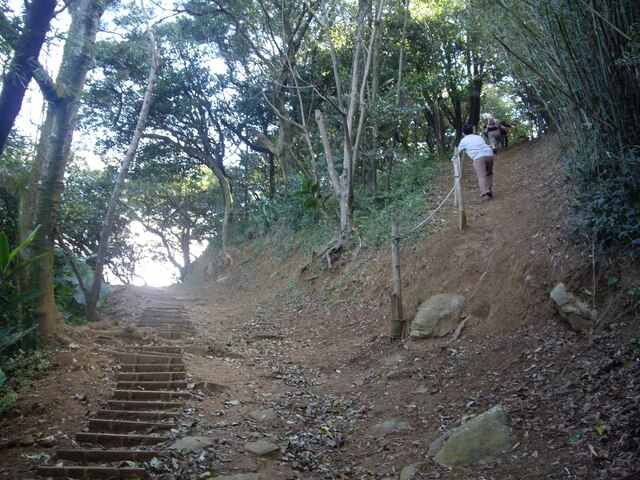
[1,135,639,479]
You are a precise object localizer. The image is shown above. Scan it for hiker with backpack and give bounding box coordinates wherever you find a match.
[499,121,512,148]
[484,117,501,154]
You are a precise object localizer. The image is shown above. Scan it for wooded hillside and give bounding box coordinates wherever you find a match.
[0,0,638,364]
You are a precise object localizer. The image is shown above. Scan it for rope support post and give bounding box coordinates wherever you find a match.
[390,222,404,339]
[452,149,466,231]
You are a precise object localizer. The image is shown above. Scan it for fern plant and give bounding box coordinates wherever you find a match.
[0,227,47,385]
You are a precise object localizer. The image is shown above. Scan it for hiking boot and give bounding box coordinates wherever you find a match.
[487,191,493,198]
[481,194,491,201]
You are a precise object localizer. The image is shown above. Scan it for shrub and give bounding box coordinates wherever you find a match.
[569,142,640,253]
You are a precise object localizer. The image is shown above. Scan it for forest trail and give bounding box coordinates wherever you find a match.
[1,136,639,479]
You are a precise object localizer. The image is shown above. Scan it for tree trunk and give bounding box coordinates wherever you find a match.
[209,164,234,265]
[85,30,159,322]
[23,0,105,343]
[385,0,408,194]
[0,0,57,156]
[468,74,483,128]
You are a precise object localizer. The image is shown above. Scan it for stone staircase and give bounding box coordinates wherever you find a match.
[38,299,194,479]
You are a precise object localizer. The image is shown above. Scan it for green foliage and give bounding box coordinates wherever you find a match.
[569,143,640,251]
[53,249,96,326]
[356,151,443,247]
[0,227,46,360]
[243,174,337,241]
[628,279,640,309]
[290,175,324,210]
[0,349,51,415]
[241,147,445,257]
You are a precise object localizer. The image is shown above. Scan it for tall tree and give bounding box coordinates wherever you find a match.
[314,0,384,251]
[143,22,235,264]
[22,0,105,342]
[125,160,216,282]
[186,0,321,180]
[85,29,159,322]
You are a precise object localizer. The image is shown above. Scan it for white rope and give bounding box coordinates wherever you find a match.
[394,154,462,240]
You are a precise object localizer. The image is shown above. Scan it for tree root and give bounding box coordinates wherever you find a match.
[297,237,346,281]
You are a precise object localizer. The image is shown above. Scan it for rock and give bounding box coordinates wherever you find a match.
[366,419,411,437]
[549,283,594,332]
[385,367,419,380]
[410,294,465,339]
[428,405,515,467]
[400,463,425,480]
[244,440,280,456]
[248,408,279,423]
[171,436,213,451]
[195,381,228,393]
[382,352,405,366]
[215,474,270,480]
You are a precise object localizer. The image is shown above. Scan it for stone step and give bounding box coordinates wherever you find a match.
[118,363,186,373]
[136,318,191,325]
[141,307,186,312]
[107,400,183,411]
[55,449,160,463]
[115,380,188,390]
[116,371,186,381]
[136,346,184,354]
[38,466,147,479]
[155,331,189,339]
[140,315,187,321]
[75,432,166,447]
[113,389,190,401]
[94,409,178,421]
[112,353,184,365]
[88,418,176,433]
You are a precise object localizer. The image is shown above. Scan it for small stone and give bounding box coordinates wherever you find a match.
[171,436,213,452]
[215,474,271,480]
[366,419,411,437]
[400,463,425,480]
[244,440,279,456]
[248,408,278,423]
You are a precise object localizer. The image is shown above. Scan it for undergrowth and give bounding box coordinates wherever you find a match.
[239,148,448,261]
[568,140,640,254]
[0,349,52,415]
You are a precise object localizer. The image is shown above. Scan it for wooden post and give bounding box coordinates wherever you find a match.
[452,152,459,209]
[390,222,404,338]
[453,149,466,230]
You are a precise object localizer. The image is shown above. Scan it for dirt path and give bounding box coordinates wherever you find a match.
[1,137,638,479]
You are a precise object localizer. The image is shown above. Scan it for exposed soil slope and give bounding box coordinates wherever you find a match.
[1,136,639,479]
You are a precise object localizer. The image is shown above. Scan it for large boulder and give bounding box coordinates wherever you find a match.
[549,283,594,332]
[428,405,515,467]
[410,294,465,339]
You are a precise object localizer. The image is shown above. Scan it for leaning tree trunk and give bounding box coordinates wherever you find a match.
[23,0,105,343]
[0,0,56,156]
[85,30,160,322]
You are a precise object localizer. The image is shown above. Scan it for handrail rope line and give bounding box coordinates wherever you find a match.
[394,154,462,241]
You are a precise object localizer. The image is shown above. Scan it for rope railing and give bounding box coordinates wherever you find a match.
[389,149,466,338]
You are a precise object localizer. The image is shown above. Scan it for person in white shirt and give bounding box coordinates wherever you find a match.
[457,123,494,201]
